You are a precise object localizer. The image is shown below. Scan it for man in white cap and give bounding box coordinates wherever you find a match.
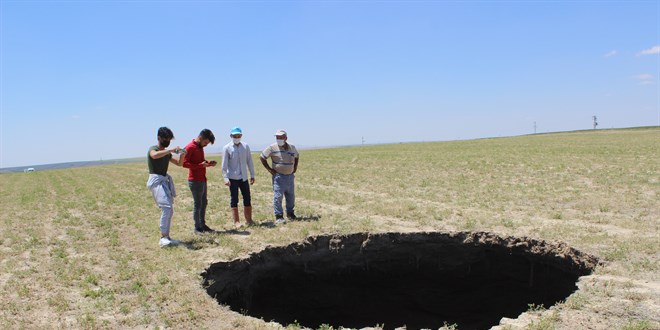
[222,126,255,227]
[260,129,299,224]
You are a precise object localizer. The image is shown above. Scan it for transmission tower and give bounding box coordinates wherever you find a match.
[592,116,598,129]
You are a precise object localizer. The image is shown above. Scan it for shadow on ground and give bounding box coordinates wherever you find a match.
[292,214,321,222]
[257,214,321,228]
[176,229,251,250]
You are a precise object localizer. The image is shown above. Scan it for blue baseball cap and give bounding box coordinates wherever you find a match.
[230,126,242,135]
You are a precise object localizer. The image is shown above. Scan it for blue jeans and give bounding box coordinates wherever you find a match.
[188,181,207,230]
[272,173,295,216]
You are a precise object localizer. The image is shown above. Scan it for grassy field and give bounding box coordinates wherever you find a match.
[0,127,658,329]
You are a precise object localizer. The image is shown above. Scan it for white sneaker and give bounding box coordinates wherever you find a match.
[159,237,180,248]
[275,218,286,225]
[159,237,171,248]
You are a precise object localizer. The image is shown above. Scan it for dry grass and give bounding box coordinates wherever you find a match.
[0,127,658,329]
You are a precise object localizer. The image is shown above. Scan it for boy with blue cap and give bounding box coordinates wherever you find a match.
[221,126,256,227]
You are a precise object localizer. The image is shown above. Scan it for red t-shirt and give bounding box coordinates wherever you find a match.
[183,139,207,182]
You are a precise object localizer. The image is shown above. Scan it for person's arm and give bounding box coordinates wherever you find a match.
[182,145,195,168]
[246,145,255,184]
[170,153,184,167]
[293,157,299,174]
[149,146,180,159]
[182,146,208,170]
[260,156,276,176]
[221,146,230,185]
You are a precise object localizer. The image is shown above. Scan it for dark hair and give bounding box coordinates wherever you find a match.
[199,129,215,144]
[157,127,174,139]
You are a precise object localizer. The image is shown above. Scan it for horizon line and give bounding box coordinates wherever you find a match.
[1,126,658,172]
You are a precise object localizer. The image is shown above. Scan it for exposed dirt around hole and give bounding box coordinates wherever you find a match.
[202,231,600,330]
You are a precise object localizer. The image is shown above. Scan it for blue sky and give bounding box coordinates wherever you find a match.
[1,1,658,168]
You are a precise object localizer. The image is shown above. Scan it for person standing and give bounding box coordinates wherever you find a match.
[183,129,217,234]
[221,127,256,227]
[147,127,185,248]
[260,129,299,224]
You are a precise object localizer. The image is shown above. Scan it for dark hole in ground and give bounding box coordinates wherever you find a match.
[202,232,599,330]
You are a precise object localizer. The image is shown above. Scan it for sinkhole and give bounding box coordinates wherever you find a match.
[201,232,599,330]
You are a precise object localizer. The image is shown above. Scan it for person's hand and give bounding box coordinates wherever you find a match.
[269,168,276,176]
[208,160,217,167]
[170,146,181,154]
[224,181,231,186]
[250,178,255,185]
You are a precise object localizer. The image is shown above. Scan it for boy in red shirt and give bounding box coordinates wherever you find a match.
[183,129,217,234]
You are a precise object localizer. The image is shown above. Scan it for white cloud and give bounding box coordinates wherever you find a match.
[634,74,654,80]
[633,73,654,85]
[604,50,617,57]
[638,45,660,56]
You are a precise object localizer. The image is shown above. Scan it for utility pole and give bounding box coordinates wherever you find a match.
[534,122,537,134]
[361,136,365,146]
[592,116,598,129]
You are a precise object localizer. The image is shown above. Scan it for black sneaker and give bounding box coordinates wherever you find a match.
[201,224,216,233]
[275,214,286,224]
[286,212,297,220]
